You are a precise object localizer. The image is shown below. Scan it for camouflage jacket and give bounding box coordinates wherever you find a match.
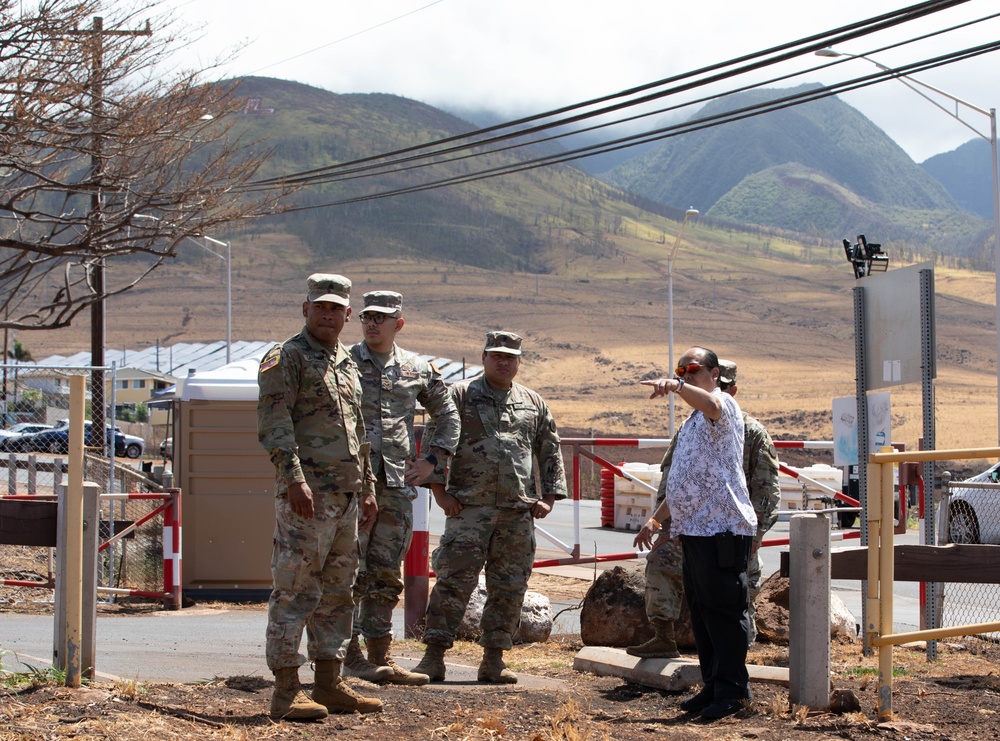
[257,326,375,498]
[429,375,568,509]
[657,412,780,539]
[349,341,460,488]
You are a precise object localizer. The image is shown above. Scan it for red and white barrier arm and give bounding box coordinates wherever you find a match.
[774,441,835,449]
[578,449,659,496]
[779,462,859,507]
[403,485,431,638]
[762,529,861,548]
[562,438,672,448]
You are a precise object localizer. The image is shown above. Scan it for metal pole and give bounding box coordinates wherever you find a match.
[225,240,232,363]
[666,208,697,436]
[991,109,1000,444]
[668,269,676,435]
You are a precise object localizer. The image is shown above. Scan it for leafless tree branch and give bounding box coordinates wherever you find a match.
[0,0,294,330]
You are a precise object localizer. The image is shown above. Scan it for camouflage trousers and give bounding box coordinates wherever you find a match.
[643,537,685,622]
[423,505,535,651]
[265,490,359,671]
[747,538,764,643]
[352,483,415,639]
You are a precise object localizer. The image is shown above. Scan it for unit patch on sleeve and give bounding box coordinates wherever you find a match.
[259,345,281,373]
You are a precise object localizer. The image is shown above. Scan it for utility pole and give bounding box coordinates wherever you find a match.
[73,16,151,450]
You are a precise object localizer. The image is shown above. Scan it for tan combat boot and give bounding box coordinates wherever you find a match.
[411,642,447,682]
[270,667,328,721]
[625,618,681,659]
[343,634,393,683]
[311,659,383,714]
[366,635,430,686]
[477,647,517,684]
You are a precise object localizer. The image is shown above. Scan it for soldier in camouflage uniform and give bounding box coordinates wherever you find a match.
[718,362,781,645]
[412,331,568,684]
[345,290,460,686]
[630,359,780,655]
[257,273,382,721]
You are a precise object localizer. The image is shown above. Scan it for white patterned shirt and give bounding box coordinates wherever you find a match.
[666,388,757,538]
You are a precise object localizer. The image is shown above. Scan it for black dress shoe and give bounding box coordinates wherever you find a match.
[700,699,745,720]
[679,688,713,713]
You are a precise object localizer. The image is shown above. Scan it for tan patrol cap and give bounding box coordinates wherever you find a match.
[718,359,738,385]
[306,273,351,306]
[484,331,522,355]
[362,291,403,314]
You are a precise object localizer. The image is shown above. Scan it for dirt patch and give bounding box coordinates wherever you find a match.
[4,623,1000,739]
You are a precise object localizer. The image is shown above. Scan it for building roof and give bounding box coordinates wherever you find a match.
[26,341,482,404]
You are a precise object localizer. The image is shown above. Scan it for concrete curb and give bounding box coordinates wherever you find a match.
[573,646,789,691]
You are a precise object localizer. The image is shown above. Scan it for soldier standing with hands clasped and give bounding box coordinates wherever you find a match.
[412,331,568,684]
[345,290,460,686]
[257,273,382,721]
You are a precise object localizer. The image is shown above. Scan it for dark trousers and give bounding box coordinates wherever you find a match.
[680,533,753,702]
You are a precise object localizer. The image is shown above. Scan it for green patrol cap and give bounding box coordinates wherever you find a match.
[484,331,522,355]
[306,273,351,306]
[362,290,403,315]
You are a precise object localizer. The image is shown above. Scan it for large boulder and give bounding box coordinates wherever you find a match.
[755,572,859,644]
[579,563,696,649]
[455,579,553,645]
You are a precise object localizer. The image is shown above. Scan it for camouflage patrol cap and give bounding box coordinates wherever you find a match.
[306,273,351,306]
[484,331,522,355]
[362,290,403,315]
[718,359,738,385]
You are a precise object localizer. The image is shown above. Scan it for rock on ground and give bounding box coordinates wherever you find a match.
[456,579,553,644]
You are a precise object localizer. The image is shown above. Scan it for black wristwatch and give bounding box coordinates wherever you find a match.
[425,453,438,466]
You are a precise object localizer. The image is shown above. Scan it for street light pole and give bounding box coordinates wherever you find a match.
[189,235,232,364]
[667,207,699,437]
[817,48,1000,443]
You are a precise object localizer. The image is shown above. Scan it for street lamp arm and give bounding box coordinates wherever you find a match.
[184,235,227,260]
[818,49,992,141]
[667,208,699,273]
[197,234,229,250]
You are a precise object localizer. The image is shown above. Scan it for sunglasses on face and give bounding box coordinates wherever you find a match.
[675,362,705,376]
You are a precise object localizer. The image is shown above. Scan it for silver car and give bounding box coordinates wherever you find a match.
[939,461,1000,544]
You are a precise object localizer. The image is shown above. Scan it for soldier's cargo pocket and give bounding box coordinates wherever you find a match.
[271,538,305,594]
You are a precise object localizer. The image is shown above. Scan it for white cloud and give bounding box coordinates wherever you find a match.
[162,0,1000,162]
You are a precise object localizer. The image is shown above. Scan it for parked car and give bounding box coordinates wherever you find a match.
[0,423,54,452]
[159,437,172,460]
[120,431,145,459]
[45,419,144,458]
[938,461,1000,544]
[22,422,143,458]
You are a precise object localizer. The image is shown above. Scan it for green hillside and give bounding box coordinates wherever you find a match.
[224,77,672,272]
[599,84,988,253]
[200,77,981,270]
[709,162,991,251]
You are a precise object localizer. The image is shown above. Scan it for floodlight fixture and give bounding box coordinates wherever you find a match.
[844,234,888,278]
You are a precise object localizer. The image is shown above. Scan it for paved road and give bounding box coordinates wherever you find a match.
[3,501,926,684]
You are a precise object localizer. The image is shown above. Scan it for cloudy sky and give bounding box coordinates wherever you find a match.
[160,0,1000,163]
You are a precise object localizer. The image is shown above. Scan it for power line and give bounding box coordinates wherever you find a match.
[244,0,974,191]
[271,40,1000,213]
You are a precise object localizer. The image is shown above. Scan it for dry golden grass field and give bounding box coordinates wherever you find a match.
[19,223,1000,474]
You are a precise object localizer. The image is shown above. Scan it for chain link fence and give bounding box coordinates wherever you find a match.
[938,472,1000,644]
[1,364,175,609]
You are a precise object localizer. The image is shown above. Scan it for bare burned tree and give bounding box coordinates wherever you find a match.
[0,0,291,331]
